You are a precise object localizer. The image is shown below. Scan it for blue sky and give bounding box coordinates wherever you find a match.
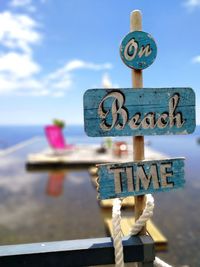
[0,0,200,125]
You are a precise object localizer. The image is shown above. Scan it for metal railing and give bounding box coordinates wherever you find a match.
[0,235,154,266]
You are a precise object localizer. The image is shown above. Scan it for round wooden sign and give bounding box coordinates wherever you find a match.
[120,31,157,70]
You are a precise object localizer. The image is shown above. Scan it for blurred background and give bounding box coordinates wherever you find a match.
[0,0,199,266]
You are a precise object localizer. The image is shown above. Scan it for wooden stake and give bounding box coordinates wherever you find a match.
[131,10,146,235]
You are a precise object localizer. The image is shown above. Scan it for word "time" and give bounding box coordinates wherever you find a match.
[97,159,185,199]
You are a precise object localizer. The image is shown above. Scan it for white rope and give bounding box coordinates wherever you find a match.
[112,198,124,267]
[112,194,174,267]
[154,257,173,267]
[130,194,154,235]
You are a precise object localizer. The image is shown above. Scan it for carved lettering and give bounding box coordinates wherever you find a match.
[124,39,152,61]
[124,39,138,61]
[138,44,152,58]
[136,165,159,191]
[128,113,141,129]
[98,159,185,200]
[98,91,185,132]
[156,113,169,128]
[141,112,155,129]
[108,167,125,193]
[160,163,174,188]
[169,94,185,128]
[98,92,128,131]
[126,167,134,192]
[107,162,177,195]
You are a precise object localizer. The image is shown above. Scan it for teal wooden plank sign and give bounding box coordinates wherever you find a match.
[97,158,185,200]
[84,88,195,137]
[120,31,157,70]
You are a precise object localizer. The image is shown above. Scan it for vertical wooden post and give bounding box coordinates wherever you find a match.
[131,10,146,235]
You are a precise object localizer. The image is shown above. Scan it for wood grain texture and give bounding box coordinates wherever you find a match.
[120,31,157,70]
[97,158,185,200]
[99,196,135,208]
[130,10,146,236]
[84,88,195,137]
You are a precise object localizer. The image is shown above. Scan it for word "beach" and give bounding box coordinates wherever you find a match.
[84,88,195,137]
[98,91,184,131]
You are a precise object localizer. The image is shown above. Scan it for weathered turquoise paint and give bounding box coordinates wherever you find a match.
[84,88,195,137]
[97,158,185,200]
[120,31,157,70]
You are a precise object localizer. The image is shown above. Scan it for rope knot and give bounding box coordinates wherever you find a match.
[112,194,173,267]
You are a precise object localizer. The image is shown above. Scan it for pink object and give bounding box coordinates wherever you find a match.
[45,125,74,150]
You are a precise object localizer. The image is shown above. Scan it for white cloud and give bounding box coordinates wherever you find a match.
[0,52,40,78]
[102,73,112,88]
[184,0,200,9]
[192,55,200,63]
[101,73,119,89]
[10,0,32,7]
[0,9,43,94]
[63,60,112,72]
[52,92,65,98]
[9,0,36,12]
[40,60,112,96]
[0,9,112,97]
[47,60,112,81]
[0,59,112,96]
[9,0,48,12]
[28,60,112,97]
[0,75,41,94]
[0,11,41,53]
[0,9,42,95]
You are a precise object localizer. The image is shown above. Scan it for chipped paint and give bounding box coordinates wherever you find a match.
[84,88,196,137]
[97,158,185,199]
[120,31,157,70]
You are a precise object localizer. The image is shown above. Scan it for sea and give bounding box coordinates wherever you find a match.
[0,124,200,153]
[0,125,199,266]
[0,125,99,149]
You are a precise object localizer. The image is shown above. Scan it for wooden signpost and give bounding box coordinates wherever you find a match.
[120,31,157,70]
[83,9,196,267]
[97,158,185,199]
[84,88,195,137]
[83,12,196,199]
